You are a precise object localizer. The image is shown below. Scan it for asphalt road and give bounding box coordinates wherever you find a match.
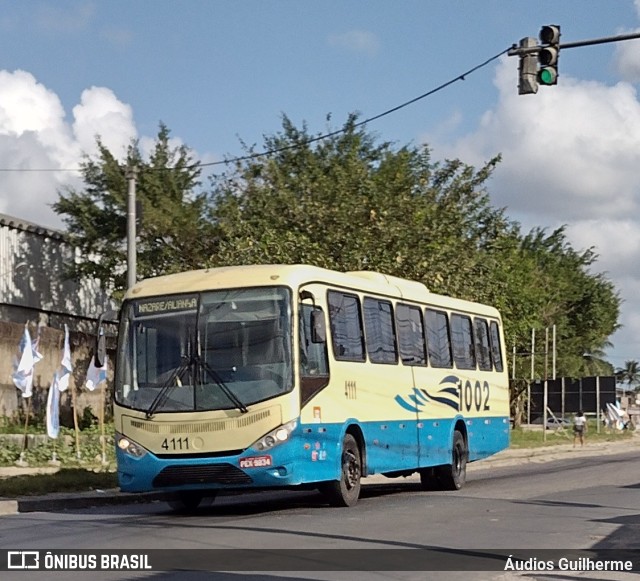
[0,443,638,581]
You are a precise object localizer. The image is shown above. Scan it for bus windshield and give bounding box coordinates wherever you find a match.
[115,287,293,413]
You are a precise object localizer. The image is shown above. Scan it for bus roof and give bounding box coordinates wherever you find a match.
[127,264,500,319]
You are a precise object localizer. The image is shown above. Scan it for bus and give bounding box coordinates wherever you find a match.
[103,264,509,509]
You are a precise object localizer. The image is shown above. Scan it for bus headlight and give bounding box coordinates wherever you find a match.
[254,420,298,451]
[116,433,148,458]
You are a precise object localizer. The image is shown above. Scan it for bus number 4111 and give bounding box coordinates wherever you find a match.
[161,437,190,451]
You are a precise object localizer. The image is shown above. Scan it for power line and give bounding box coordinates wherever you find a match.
[0,46,512,174]
[195,45,511,170]
[0,167,81,172]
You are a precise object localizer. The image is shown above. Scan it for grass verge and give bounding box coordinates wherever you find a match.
[0,469,118,497]
[510,423,634,448]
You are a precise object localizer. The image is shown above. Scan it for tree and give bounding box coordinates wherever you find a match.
[616,360,640,393]
[504,227,619,379]
[208,115,620,379]
[54,124,217,297]
[54,115,620,380]
[208,114,510,298]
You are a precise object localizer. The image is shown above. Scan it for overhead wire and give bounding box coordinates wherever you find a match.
[193,45,512,170]
[0,46,512,174]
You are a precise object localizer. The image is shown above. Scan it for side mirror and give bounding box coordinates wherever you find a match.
[95,327,107,368]
[310,310,326,344]
[94,309,117,367]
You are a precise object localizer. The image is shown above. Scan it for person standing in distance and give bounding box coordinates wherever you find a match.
[573,410,587,447]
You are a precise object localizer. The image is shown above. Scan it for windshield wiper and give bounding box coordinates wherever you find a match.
[146,356,249,417]
[198,357,249,414]
[146,357,191,419]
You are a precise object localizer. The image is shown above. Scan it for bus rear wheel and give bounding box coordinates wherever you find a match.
[418,468,439,490]
[436,430,467,490]
[319,433,362,507]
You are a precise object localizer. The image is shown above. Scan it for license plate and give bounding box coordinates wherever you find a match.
[239,455,272,468]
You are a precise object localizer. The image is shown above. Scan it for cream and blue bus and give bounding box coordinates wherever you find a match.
[107,264,509,509]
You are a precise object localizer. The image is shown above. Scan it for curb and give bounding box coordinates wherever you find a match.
[17,491,169,513]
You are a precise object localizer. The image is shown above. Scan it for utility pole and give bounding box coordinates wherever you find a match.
[509,27,640,94]
[529,328,535,425]
[126,165,138,290]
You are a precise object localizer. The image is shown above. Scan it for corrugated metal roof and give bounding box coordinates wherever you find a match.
[0,212,64,240]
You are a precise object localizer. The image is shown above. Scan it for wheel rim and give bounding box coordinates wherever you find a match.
[343,449,360,490]
[453,445,461,474]
[453,441,466,479]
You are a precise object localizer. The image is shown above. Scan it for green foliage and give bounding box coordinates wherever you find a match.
[510,422,633,448]
[54,114,621,383]
[208,115,510,299]
[0,425,115,467]
[616,360,640,392]
[505,227,619,379]
[207,115,620,378]
[53,123,217,297]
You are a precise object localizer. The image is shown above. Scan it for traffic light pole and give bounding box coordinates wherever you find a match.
[509,29,640,95]
[508,30,640,57]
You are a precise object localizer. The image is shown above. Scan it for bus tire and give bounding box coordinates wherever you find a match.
[436,430,467,490]
[418,467,440,491]
[167,491,215,513]
[319,433,362,507]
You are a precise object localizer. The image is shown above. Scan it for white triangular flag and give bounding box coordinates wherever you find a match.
[86,354,108,391]
[46,372,61,439]
[12,326,35,398]
[58,324,73,392]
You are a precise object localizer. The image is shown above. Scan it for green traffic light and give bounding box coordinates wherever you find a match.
[539,67,557,85]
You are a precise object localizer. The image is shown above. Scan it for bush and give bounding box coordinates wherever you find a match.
[0,424,116,467]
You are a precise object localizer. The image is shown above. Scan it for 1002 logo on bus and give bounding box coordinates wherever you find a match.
[461,380,490,412]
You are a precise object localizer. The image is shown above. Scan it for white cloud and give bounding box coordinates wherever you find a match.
[328,30,380,56]
[72,86,136,158]
[35,2,96,33]
[0,70,137,229]
[424,56,640,364]
[613,29,640,82]
[428,58,640,225]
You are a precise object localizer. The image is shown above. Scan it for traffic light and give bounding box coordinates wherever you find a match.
[538,25,560,85]
[517,37,538,95]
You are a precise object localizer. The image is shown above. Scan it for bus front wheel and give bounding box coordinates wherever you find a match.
[436,430,467,490]
[319,433,362,507]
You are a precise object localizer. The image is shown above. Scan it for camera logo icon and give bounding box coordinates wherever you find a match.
[8,551,39,569]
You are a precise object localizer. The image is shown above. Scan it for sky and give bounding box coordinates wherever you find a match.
[1,0,640,370]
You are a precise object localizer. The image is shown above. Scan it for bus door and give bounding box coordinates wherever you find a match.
[394,304,430,468]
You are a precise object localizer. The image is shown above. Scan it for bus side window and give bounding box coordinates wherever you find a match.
[473,317,492,371]
[396,303,426,365]
[451,313,476,370]
[328,291,366,361]
[425,308,453,368]
[489,321,504,372]
[299,304,329,377]
[363,297,397,364]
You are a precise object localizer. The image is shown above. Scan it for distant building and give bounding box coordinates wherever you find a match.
[0,212,117,418]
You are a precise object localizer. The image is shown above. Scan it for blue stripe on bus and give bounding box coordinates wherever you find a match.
[116,416,509,494]
[394,395,421,413]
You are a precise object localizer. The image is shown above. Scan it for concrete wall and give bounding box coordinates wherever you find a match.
[1,212,118,423]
